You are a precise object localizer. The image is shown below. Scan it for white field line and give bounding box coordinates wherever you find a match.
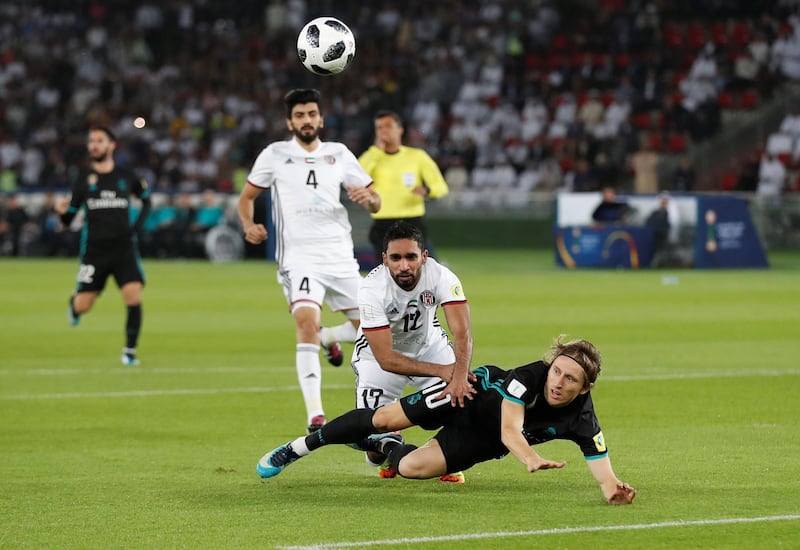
[1,369,799,401]
[1,366,797,378]
[0,384,354,401]
[276,514,800,550]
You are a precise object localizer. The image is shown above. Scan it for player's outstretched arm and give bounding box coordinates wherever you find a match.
[586,455,636,505]
[438,302,476,407]
[500,400,566,472]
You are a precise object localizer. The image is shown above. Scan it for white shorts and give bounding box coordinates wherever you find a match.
[278,265,361,318]
[351,340,455,409]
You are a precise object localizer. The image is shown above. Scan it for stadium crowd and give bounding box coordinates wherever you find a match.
[2,0,800,256]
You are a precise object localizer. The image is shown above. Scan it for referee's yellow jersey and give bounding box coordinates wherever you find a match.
[358,145,449,219]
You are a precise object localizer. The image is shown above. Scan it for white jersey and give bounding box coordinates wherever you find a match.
[247,138,373,271]
[355,257,467,361]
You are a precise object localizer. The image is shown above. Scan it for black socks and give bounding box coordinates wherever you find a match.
[305,408,375,451]
[126,304,141,349]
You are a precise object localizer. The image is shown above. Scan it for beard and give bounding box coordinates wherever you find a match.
[89,150,110,163]
[293,125,319,144]
[391,271,417,291]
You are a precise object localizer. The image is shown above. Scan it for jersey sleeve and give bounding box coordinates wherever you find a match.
[570,399,607,460]
[357,275,389,330]
[496,362,546,406]
[246,146,276,189]
[433,262,467,306]
[419,150,449,199]
[134,175,151,200]
[60,177,87,226]
[341,146,373,188]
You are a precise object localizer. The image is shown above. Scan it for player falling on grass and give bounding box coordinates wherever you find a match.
[56,126,151,367]
[238,88,381,434]
[257,335,637,505]
[348,221,473,483]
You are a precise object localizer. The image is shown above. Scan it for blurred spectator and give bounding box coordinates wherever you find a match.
[645,192,672,254]
[629,137,660,194]
[645,191,680,267]
[443,157,469,192]
[0,194,35,256]
[756,152,787,197]
[577,90,605,136]
[729,51,760,92]
[635,68,665,112]
[187,190,224,257]
[33,192,71,256]
[670,157,696,192]
[592,186,631,224]
[567,158,599,192]
[736,150,761,192]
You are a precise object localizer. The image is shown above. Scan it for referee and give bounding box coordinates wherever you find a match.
[56,126,151,366]
[359,111,449,266]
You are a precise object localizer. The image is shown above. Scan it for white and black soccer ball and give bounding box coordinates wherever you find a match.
[297,17,356,76]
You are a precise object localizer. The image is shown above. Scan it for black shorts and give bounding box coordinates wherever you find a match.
[400,381,508,473]
[76,242,144,293]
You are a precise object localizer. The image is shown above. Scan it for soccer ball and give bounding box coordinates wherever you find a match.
[297,17,356,76]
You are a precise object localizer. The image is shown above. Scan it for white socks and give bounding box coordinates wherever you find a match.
[291,436,310,456]
[320,321,357,346]
[296,343,323,420]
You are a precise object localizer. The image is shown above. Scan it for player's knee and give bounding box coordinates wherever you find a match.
[396,454,437,480]
[372,403,405,433]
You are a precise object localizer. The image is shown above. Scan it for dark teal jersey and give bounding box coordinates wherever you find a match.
[61,167,151,246]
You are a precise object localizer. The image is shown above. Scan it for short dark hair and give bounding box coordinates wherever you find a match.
[374,110,403,126]
[382,221,424,253]
[89,126,117,142]
[284,88,322,118]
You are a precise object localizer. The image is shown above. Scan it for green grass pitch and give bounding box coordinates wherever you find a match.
[1,250,799,548]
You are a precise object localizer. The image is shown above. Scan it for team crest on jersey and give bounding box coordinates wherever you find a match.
[324,155,335,165]
[87,173,98,186]
[117,179,127,191]
[418,290,436,307]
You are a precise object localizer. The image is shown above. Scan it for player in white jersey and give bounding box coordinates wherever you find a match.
[238,89,381,434]
[351,221,475,482]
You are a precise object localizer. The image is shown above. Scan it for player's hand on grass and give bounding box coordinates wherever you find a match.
[606,481,636,505]
[525,455,566,473]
